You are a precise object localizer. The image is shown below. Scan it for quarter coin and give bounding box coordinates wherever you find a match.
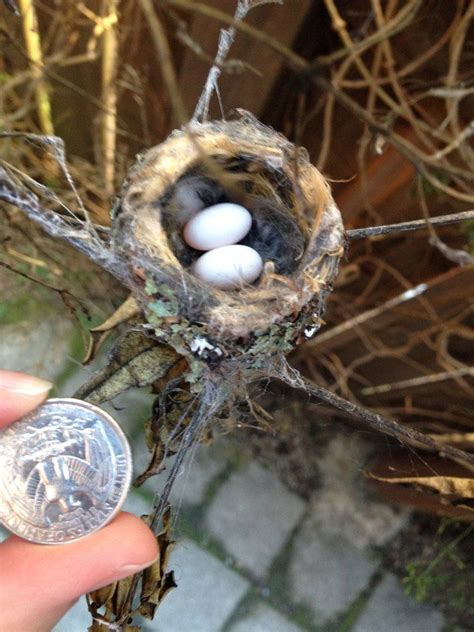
[0,398,132,544]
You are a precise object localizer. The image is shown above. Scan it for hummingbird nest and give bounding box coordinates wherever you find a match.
[112,113,344,361]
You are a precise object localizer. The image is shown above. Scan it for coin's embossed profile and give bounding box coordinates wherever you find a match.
[0,398,132,544]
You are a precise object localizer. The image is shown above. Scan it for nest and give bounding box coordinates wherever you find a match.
[112,113,344,359]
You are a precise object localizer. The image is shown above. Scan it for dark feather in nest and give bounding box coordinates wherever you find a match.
[240,195,305,274]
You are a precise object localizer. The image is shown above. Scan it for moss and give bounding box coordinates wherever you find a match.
[384,516,474,630]
[0,291,49,325]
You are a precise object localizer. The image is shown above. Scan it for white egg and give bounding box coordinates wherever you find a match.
[193,245,263,290]
[183,203,252,251]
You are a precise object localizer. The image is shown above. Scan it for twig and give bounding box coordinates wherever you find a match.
[323,0,431,146]
[192,0,279,122]
[276,359,474,467]
[0,260,90,324]
[428,122,474,162]
[360,366,474,396]
[340,6,462,89]
[159,0,306,72]
[347,210,474,240]
[416,175,473,266]
[101,0,120,197]
[314,75,474,203]
[170,10,261,77]
[161,0,474,204]
[305,281,431,350]
[17,0,54,135]
[444,3,474,163]
[317,0,422,66]
[3,0,19,15]
[119,379,226,622]
[139,0,188,125]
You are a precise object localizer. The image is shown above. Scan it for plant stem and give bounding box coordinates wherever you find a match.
[18,0,54,135]
[101,0,119,197]
[347,210,474,240]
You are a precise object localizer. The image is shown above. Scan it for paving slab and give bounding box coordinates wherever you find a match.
[205,461,306,576]
[311,434,409,549]
[153,538,249,632]
[353,573,445,632]
[228,602,303,632]
[0,318,73,381]
[289,520,378,625]
[168,440,236,507]
[54,599,92,632]
[134,435,236,509]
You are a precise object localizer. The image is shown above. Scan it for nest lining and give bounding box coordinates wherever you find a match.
[112,114,345,353]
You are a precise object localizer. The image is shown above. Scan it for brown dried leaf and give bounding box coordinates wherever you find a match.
[88,582,116,610]
[367,472,474,499]
[139,508,177,618]
[90,295,140,332]
[88,622,141,632]
[88,574,136,625]
[75,330,181,404]
[83,295,141,363]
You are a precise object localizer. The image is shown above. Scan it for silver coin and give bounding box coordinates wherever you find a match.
[0,398,132,544]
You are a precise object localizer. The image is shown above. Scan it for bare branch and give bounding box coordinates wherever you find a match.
[347,210,474,240]
[275,358,474,467]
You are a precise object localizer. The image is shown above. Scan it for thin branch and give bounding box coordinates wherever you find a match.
[0,260,90,324]
[275,360,474,467]
[193,0,280,122]
[361,366,474,396]
[119,379,226,623]
[101,0,120,197]
[159,0,307,72]
[304,281,432,352]
[416,176,473,266]
[3,0,19,15]
[347,210,474,240]
[139,0,188,126]
[17,0,54,135]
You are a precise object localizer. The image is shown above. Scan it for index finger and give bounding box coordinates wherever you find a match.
[0,371,52,427]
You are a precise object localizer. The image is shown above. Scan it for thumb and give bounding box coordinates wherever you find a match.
[0,371,52,426]
[0,512,158,632]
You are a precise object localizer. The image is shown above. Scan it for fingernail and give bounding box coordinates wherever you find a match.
[0,372,52,396]
[119,555,159,576]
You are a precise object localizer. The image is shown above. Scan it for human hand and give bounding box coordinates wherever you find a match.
[0,371,158,632]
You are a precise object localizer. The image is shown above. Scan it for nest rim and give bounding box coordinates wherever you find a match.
[113,114,345,355]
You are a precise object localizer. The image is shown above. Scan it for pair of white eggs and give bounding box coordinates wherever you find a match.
[183,203,263,290]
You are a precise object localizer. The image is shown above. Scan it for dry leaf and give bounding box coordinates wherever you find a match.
[367,473,474,497]
[90,295,140,332]
[83,295,141,363]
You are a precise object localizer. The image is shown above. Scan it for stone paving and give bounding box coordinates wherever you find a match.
[0,311,448,632]
[53,428,446,632]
